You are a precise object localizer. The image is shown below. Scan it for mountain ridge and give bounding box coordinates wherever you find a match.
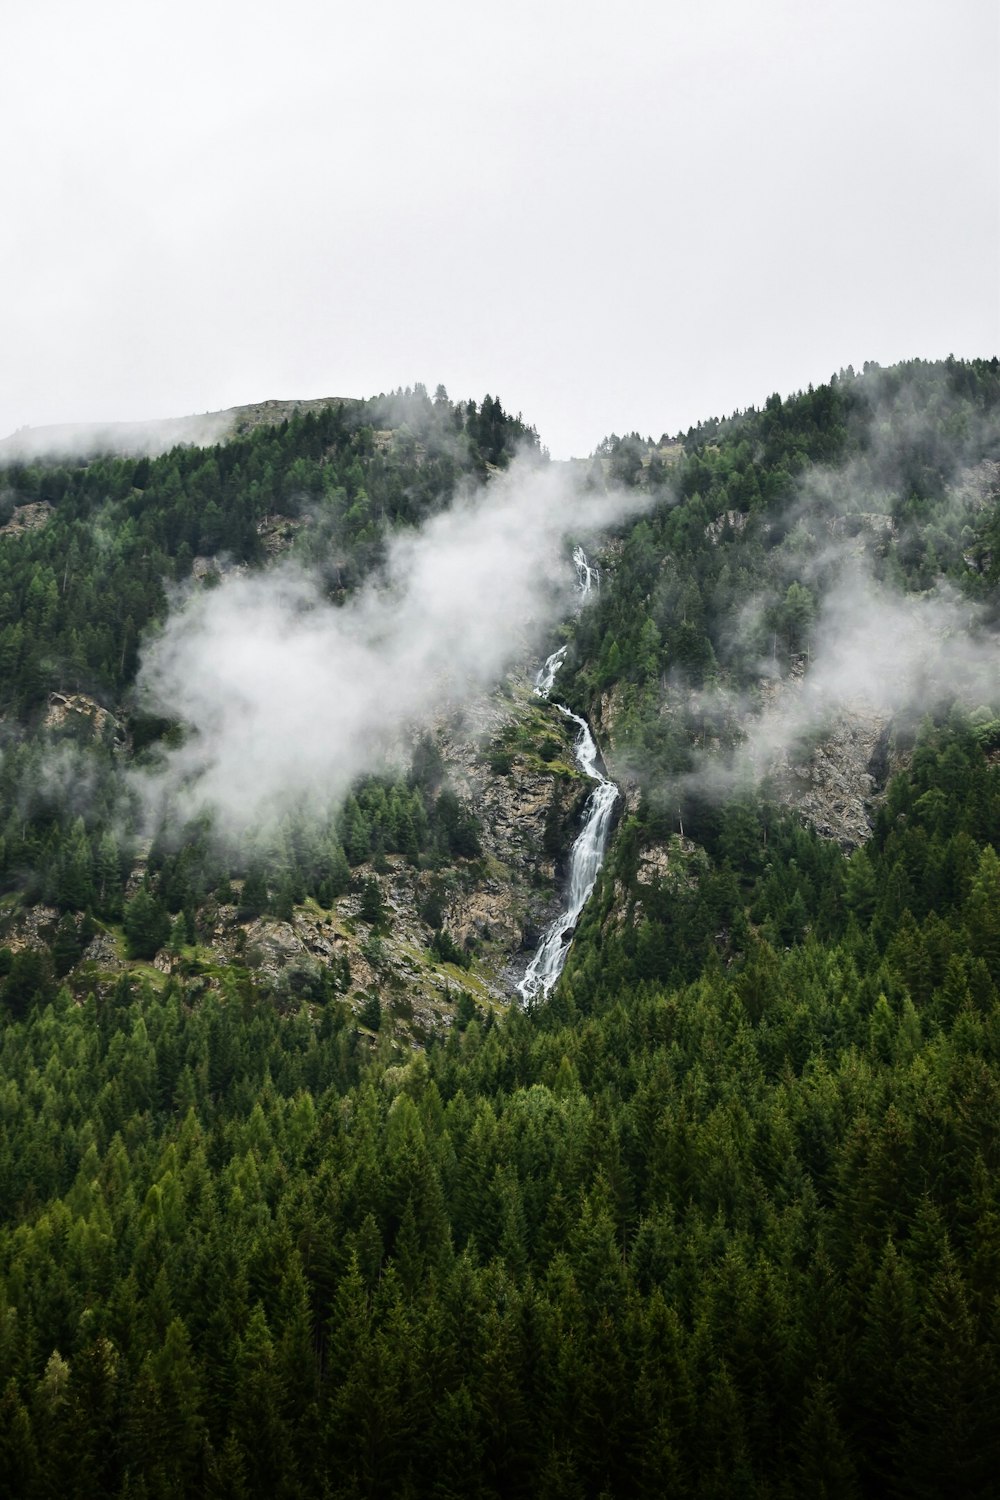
[0,394,363,463]
[1,358,999,1495]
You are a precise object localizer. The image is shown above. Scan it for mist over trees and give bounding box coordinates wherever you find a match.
[0,359,999,1495]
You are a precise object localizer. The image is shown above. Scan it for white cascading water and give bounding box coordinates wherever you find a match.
[572,544,599,596]
[519,549,618,1002]
[533,644,567,697]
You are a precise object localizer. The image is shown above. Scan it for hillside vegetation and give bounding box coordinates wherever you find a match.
[1,360,999,1496]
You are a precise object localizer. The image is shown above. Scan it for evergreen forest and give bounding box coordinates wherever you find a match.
[1,361,999,1496]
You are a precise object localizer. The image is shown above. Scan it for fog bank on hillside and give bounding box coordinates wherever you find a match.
[134,456,644,838]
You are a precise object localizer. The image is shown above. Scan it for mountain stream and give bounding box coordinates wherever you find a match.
[518,549,619,1001]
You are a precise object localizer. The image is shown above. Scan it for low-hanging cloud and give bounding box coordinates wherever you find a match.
[667,373,1000,807]
[0,411,236,464]
[134,456,644,838]
[675,557,1000,805]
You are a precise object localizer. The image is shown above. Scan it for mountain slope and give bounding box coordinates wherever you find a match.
[0,358,999,1497]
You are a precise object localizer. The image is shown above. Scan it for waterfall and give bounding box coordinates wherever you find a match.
[534,644,568,699]
[573,544,599,596]
[532,547,598,699]
[519,549,618,1002]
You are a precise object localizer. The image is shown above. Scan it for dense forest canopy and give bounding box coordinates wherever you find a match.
[0,359,999,1496]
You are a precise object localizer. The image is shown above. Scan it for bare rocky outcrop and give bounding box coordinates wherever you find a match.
[191,517,314,579]
[597,658,895,851]
[950,458,1000,512]
[745,667,894,846]
[768,707,893,846]
[705,509,750,543]
[177,679,592,1018]
[429,680,592,980]
[0,501,53,537]
[1,667,593,1033]
[637,838,691,888]
[1,905,59,952]
[256,513,310,556]
[44,692,125,747]
[192,554,246,581]
[80,932,126,972]
[204,860,506,1037]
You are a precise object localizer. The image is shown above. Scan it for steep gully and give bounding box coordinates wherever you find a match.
[518,549,620,1001]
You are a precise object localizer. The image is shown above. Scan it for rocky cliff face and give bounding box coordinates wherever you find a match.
[589,638,901,939]
[420,678,591,979]
[186,671,590,1037]
[1,665,592,1044]
[598,671,895,855]
[757,677,893,848]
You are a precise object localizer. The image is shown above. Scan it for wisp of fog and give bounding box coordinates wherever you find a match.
[134,457,642,838]
[672,557,1000,810]
[0,412,236,464]
[749,564,994,767]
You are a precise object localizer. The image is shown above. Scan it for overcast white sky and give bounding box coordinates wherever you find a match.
[2,0,997,458]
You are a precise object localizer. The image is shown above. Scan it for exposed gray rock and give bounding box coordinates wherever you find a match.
[2,905,58,952]
[44,692,125,747]
[0,501,53,537]
[705,509,750,543]
[80,932,126,971]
